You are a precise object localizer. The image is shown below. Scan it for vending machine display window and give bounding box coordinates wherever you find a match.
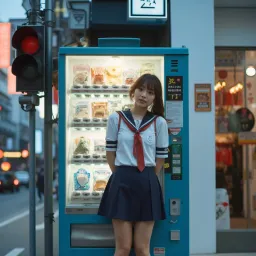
[65,55,164,214]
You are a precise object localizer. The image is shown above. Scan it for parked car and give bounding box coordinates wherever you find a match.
[0,172,20,193]
[15,170,29,188]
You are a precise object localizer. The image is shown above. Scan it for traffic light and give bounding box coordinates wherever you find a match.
[11,25,45,93]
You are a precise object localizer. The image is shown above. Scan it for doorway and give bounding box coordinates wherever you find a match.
[215,49,256,252]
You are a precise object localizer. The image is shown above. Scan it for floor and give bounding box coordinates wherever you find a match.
[230,218,256,229]
[192,254,256,256]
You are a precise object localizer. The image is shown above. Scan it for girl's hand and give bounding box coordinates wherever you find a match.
[155,158,165,174]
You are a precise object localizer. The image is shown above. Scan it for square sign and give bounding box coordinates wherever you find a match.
[128,0,167,19]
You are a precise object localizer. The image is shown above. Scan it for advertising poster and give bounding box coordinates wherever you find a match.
[194,83,211,112]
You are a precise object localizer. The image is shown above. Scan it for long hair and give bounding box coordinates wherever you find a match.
[129,74,164,117]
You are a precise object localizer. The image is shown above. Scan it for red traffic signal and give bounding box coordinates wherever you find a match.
[12,27,40,52]
[11,25,45,93]
[21,36,40,54]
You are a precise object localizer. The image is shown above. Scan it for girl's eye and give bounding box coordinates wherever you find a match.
[148,91,154,95]
[139,87,143,91]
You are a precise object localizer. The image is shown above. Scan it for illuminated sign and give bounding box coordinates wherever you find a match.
[0,23,11,68]
[0,150,29,158]
[3,152,22,158]
[128,0,167,19]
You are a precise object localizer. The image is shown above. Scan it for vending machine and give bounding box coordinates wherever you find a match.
[58,40,189,256]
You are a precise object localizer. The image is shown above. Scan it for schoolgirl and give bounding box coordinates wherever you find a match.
[98,74,169,256]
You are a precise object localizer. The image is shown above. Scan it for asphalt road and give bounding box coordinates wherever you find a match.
[0,187,59,256]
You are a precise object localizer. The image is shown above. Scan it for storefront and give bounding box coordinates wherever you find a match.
[215,49,256,252]
[171,0,256,254]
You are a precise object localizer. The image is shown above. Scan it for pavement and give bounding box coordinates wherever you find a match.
[0,188,255,256]
[0,187,59,256]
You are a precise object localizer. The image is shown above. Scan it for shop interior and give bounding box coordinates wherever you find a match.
[215,49,256,229]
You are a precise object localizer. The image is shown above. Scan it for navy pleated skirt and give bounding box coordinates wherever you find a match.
[98,166,166,221]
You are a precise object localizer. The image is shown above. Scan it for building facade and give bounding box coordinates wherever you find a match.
[0,69,16,150]
[60,0,256,253]
[171,0,256,253]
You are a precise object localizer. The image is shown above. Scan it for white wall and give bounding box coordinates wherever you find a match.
[215,8,256,47]
[171,0,216,254]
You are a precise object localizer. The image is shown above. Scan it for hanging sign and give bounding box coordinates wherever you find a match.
[194,84,211,112]
[236,107,255,132]
[128,0,167,19]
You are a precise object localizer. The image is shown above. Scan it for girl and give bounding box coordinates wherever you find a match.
[98,74,169,256]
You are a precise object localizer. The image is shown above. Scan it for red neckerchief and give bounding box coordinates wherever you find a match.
[117,111,158,172]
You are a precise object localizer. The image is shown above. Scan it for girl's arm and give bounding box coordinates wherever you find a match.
[106,151,116,173]
[155,117,169,174]
[105,113,119,173]
[155,158,165,174]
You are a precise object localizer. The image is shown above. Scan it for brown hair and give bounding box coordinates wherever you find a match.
[129,74,165,117]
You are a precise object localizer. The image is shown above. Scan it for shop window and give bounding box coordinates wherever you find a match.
[215,49,256,230]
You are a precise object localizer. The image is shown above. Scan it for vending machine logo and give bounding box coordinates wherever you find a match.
[140,0,156,8]
[129,0,167,19]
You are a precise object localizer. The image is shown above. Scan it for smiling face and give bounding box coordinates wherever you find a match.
[133,83,155,108]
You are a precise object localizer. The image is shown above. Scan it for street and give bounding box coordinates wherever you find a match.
[0,187,59,256]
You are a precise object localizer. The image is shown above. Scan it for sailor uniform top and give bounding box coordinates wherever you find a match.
[105,110,169,168]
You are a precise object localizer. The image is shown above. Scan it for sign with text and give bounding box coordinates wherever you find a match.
[238,132,256,145]
[128,0,167,19]
[0,23,11,68]
[68,1,90,30]
[166,76,183,101]
[194,83,211,112]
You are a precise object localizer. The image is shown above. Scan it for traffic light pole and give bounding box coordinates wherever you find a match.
[19,95,39,256]
[29,0,41,24]
[44,0,54,256]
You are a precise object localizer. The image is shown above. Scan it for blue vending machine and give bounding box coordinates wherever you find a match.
[58,39,189,256]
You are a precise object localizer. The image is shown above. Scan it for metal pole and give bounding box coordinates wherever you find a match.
[29,105,36,256]
[24,1,41,255]
[19,94,39,256]
[30,0,41,24]
[55,0,64,48]
[44,0,54,255]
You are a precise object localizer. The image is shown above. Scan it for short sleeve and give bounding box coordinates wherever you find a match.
[105,112,119,151]
[156,117,169,158]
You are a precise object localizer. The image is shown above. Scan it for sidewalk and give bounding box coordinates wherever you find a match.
[192,254,256,256]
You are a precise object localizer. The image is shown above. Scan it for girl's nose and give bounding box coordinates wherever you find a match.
[141,90,147,97]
